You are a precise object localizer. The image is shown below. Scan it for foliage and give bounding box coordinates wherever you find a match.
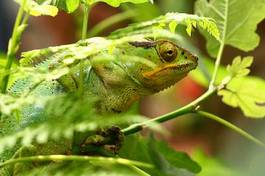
[195,0,265,118]
[192,150,241,176]
[195,0,265,57]
[215,56,265,117]
[15,0,58,16]
[110,12,220,40]
[86,0,153,7]
[119,135,201,175]
[218,76,265,118]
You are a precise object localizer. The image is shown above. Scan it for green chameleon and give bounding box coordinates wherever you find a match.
[0,36,198,174]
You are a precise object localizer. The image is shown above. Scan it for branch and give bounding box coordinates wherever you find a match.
[0,155,152,169]
[209,42,225,90]
[196,111,265,149]
[79,4,91,96]
[122,88,217,135]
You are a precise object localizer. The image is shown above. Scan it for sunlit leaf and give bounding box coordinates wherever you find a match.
[218,76,265,118]
[14,0,58,16]
[227,56,253,78]
[86,0,151,7]
[168,21,177,33]
[55,0,80,13]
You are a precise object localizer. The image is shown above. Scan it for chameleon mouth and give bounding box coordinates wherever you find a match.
[143,63,196,78]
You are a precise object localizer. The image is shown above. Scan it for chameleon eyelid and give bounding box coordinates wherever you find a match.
[128,41,157,48]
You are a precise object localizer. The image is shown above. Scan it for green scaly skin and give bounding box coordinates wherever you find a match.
[0,37,198,174]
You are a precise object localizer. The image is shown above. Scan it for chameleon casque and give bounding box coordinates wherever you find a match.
[0,36,198,173]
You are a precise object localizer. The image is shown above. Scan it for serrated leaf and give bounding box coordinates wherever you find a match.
[14,0,58,17]
[218,76,265,118]
[195,0,265,57]
[227,56,253,78]
[111,13,220,40]
[86,0,150,7]
[185,19,193,36]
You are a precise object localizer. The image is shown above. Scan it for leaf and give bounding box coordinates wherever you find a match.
[147,136,201,174]
[218,76,265,118]
[54,0,80,13]
[111,13,220,40]
[195,0,265,57]
[119,135,201,175]
[192,150,241,176]
[66,0,80,12]
[14,0,58,17]
[169,21,177,33]
[86,0,152,7]
[227,56,253,78]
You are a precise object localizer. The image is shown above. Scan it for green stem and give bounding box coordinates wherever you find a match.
[209,42,225,90]
[88,10,136,37]
[1,0,27,93]
[79,4,90,96]
[196,111,265,149]
[81,5,89,39]
[122,88,217,136]
[0,155,152,168]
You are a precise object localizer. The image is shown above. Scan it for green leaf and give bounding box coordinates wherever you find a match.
[14,0,58,17]
[119,135,201,175]
[227,56,253,78]
[195,0,265,57]
[111,13,220,40]
[147,136,201,174]
[169,21,177,33]
[218,76,265,118]
[54,0,80,13]
[86,0,151,7]
[66,0,80,12]
[192,150,241,176]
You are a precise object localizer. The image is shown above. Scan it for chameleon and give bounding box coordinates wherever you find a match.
[0,36,198,174]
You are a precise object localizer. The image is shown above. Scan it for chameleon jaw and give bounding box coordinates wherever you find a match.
[142,63,196,78]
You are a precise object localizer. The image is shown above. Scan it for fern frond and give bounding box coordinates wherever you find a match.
[0,93,146,155]
[110,12,220,40]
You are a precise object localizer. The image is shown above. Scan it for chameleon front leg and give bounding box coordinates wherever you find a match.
[76,126,124,156]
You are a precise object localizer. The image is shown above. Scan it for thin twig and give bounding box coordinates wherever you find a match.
[196,111,265,149]
[122,88,217,135]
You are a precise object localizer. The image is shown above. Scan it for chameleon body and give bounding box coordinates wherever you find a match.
[9,37,198,114]
[0,37,197,173]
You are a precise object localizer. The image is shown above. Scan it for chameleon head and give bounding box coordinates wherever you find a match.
[130,39,198,93]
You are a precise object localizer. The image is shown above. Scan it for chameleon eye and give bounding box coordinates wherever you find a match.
[157,41,177,62]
